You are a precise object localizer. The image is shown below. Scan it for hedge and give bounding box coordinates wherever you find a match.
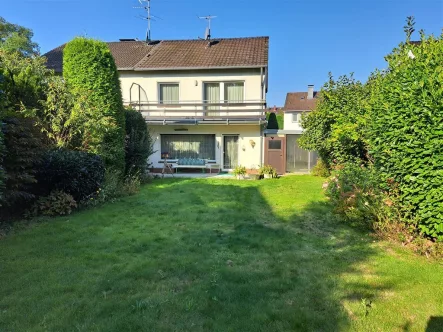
[368,34,443,238]
[63,37,125,172]
[36,149,105,202]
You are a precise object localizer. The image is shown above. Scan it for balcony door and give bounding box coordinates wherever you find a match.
[204,83,220,116]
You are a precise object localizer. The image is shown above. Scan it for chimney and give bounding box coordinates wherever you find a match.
[307,85,314,99]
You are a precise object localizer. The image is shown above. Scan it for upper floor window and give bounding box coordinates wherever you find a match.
[159,83,179,104]
[292,111,303,123]
[224,82,244,103]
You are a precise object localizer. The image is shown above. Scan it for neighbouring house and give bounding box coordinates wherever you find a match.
[263,85,319,173]
[44,37,269,173]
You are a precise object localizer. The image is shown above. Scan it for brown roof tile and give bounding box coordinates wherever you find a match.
[283,92,319,111]
[43,37,269,72]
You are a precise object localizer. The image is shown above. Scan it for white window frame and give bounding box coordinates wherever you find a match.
[201,81,246,103]
[158,82,180,104]
[223,81,245,103]
[292,111,303,123]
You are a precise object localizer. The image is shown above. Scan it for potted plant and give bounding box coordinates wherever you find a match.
[259,165,277,179]
[233,165,247,179]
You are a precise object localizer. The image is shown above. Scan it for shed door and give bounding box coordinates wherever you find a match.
[265,136,286,174]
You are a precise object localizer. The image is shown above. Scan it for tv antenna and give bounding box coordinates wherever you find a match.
[134,0,162,42]
[198,15,216,40]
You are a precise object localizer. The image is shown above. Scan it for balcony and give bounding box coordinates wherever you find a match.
[127,100,267,125]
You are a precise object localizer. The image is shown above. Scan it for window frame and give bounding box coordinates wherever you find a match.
[201,81,246,104]
[223,81,245,104]
[292,111,303,123]
[160,134,216,160]
[158,82,180,104]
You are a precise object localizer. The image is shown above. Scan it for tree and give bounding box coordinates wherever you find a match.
[124,108,154,175]
[0,48,48,207]
[0,16,39,56]
[0,60,5,204]
[63,37,125,173]
[299,73,369,168]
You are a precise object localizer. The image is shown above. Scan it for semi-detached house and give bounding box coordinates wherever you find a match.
[44,37,269,173]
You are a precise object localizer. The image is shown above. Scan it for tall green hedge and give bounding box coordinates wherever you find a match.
[368,33,443,239]
[124,108,153,175]
[0,118,4,205]
[63,37,125,172]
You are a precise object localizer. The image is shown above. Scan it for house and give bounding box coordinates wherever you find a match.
[263,85,319,173]
[283,85,318,132]
[44,37,269,173]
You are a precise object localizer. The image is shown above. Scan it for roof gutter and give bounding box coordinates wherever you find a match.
[130,65,267,71]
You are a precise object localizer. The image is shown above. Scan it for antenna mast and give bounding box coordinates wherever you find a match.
[134,0,155,42]
[199,15,217,40]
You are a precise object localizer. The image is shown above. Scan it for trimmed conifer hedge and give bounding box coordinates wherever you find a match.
[63,37,125,172]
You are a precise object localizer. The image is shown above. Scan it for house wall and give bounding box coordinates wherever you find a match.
[148,124,263,170]
[118,68,265,116]
[283,110,309,131]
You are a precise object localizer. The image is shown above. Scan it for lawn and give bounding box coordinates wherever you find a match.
[0,176,442,331]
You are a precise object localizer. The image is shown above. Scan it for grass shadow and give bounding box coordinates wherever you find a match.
[0,177,405,331]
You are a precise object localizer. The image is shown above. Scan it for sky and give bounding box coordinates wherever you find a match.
[1,0,442,106]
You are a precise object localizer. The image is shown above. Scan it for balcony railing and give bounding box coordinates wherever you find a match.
[127,100,267,124]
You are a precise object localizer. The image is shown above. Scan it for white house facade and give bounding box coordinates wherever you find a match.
[44,37,269,172]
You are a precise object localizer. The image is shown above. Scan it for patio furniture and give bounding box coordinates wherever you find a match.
[208,164,220,174]
[173,158,207,173]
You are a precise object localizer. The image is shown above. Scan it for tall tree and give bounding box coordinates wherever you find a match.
[0,18,46,207]
[299,73,369,168]
[0,16,39,56]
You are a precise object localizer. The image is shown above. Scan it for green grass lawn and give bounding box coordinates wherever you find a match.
[0,176,442,331]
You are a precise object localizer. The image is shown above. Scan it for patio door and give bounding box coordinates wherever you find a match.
[204,83,220,116]
[223,135,239,170]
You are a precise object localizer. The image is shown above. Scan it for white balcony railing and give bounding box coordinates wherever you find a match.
[127,100,267,124]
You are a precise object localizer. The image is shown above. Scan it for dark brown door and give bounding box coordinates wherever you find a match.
[265,136,286,174]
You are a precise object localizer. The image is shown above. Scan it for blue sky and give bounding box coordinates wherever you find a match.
[1,0,442,106]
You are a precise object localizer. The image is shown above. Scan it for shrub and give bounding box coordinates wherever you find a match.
[63,37,125,172]
[259,165,277,178]
[24,76,78,149]
[80,170,140,208]
[311,159,330,177]
[367,28,443,239]
[124,108,154,175]
[0,118,5,204]
[266,111,283,130]
[122,172,141,195]
[1,116,43,206]
[30,190,77,217]
[233,165,247,178]
[36,149,105,202]
[324,163,399,228]
[299,73,369,169]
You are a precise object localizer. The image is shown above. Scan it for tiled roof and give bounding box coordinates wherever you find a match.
[43,37,269,72]
[283,92,319,111]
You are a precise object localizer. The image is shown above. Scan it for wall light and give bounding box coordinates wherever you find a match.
[249,139,256,148]
[195,80,198,86]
